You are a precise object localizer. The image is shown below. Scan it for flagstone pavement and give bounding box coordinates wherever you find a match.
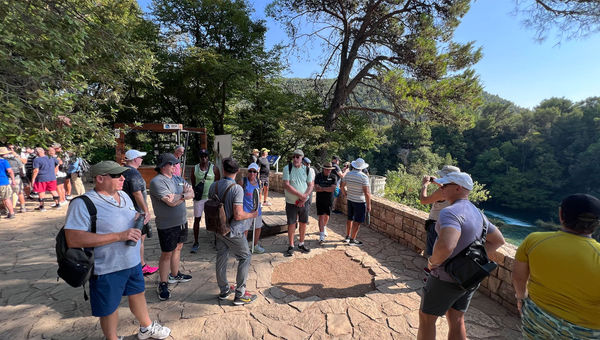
[0,191,521,339]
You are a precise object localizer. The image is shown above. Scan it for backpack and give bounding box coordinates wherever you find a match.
[287,162,310,177]
[55,195,97,300]
[204,181,236,236]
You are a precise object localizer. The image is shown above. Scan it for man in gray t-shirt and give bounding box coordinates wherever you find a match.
[149,153,194,301]
[418,172,505,339]
[208,157,258,306]
[64,160,171,340]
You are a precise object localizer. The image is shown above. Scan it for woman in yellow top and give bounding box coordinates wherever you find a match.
[513,193,600,339]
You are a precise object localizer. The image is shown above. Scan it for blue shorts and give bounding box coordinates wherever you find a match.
[89,263,145,317]
[347,200,366,223]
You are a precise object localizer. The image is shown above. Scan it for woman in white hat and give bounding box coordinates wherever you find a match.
[340,158,371,245]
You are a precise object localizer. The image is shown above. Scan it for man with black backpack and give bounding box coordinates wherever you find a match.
[282,149,314,257]
[63,160,171,340]
[208,157,258,305]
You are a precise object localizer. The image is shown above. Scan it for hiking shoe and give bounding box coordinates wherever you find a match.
[298,244,311,253]
[233,291,257,306]
[138,320,171,339]
[190,242,199,253]
[284,246,294,257]
[36,206,46,212]
[18,207,27,213]
[51,203,60,209]
[218,285,236,300]
[349,239,363,246]
[142,264,158,276]
[6,213,15,219]
[59,201,67,207]
[168,271,192,283]
[319,239,325,246]
[344,235,351,243]
[157,282,170,301]
[263,201,272,206]
[253,244,265,254]
[65,195,73,200]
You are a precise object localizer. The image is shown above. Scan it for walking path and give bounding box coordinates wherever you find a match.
[0,192,521,339]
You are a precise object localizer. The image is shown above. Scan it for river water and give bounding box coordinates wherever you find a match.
[483,210,554,246]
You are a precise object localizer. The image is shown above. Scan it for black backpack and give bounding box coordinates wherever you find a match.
[55,195,97,300]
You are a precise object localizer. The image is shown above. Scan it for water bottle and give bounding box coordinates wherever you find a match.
[126,213,145,246]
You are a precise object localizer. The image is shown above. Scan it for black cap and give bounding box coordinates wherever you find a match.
[198,149,209,156]
[561,194,600,224]
[332,155,340,161]
[155,153,180,171]
[222,157,239,174]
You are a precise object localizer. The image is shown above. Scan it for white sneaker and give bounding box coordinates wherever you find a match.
[323,226,328,236]
[138,321,171,340]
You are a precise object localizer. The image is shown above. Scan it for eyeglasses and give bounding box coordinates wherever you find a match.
[248,170,258,173]
[103,173,123,178]
[293,155,302,159]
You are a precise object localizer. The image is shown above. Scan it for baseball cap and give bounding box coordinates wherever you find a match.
[560,194,600,225]
[155,153,180,171]
[261,148,270,153]
[303,157,311,164]
[434,172,474,190]
[436,165,460,178]
[198,149,209,156]
[293,149,304,157]
[90,161,129,177]
[248,162,259,171]
[125,149,147,161]
[252,148,259,154]
[332,155,340,161]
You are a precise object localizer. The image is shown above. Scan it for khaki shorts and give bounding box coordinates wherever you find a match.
[0,185,12,200]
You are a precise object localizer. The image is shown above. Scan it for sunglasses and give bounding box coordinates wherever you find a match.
[248,170,258,173]
[103,173,123,178]
[293,155,302,159]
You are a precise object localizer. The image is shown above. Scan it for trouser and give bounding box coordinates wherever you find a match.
[71,173,85,196]
[215,233,252,298]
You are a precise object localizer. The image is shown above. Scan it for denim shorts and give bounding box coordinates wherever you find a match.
[89,263,144,317]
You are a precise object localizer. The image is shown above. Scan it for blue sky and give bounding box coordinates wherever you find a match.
[138,0,600,109]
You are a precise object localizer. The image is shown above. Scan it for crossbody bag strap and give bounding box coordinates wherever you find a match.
[203,163,211,181]
[478,210,489,243]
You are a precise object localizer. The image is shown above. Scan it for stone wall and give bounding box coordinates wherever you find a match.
[266,171,519,313]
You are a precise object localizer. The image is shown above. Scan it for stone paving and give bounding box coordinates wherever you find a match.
[0,192,521,339]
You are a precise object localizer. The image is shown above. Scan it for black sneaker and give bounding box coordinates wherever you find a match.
[298,244,311,253]
[157,282,170,301]
[190,243,199,253]
[218,285,236,300]
[349,239,363,246]
[284,246,294,257]
[344,235,351,244]
[168,271,192,283]
[233,291,257,306]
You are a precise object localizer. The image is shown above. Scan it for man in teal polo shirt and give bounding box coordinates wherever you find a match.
[282,149,314,257]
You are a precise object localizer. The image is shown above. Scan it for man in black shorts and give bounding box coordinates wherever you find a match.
[258,148,271,206]
[314,162,336,245]
[149,153,194,301]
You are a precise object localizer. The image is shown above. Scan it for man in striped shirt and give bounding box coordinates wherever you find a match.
[340,158,371,246]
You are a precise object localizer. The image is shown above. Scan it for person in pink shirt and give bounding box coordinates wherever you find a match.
[172,146,184,177]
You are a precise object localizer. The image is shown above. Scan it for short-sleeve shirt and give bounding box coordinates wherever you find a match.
[342,170,370,203]
[64,191,139,275]
[208,178,248,236]
[5,157,23,178]
[149,173,188,229]
[315,171,336,203]
[515,231,600,329]
[122,166,147,213]
[33,156,59,182]
[282,164,314,204]
[258,157,270,178]
[0,158,10,185]
[431,199,497,282]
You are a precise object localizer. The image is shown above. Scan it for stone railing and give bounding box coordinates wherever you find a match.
[265,171,519,313]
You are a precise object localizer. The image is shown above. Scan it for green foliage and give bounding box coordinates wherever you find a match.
[0,0,157,152]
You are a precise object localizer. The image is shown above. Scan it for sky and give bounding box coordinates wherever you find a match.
[138,0,600,109]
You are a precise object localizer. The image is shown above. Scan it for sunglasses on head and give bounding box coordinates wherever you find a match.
[103,173,123,178]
